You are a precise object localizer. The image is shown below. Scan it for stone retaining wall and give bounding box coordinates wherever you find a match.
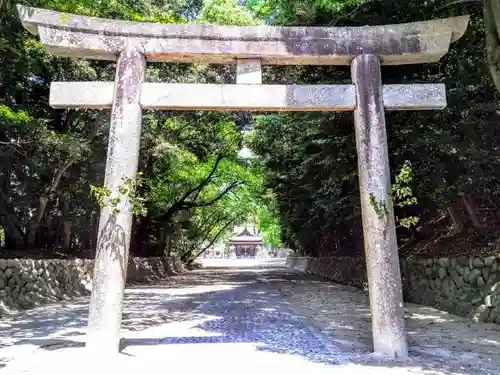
[0,256,182,316]
[286,255,500,324]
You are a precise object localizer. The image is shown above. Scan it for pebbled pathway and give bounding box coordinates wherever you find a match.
[2,259,500,375]
[0,260,344,374]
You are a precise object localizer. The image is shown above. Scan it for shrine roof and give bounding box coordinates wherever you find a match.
[228,228,263,244]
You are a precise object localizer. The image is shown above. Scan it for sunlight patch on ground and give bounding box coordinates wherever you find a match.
[407,313,450,322]
[125,284,237,296]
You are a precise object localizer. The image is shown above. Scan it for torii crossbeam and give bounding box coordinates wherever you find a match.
[17,4,469,360]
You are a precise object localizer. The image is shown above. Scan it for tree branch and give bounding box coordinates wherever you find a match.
[194,214,227,249]
[183,181,242,208]
[191,218,235,261]
[162,153,227,221]
[192,211,223,240]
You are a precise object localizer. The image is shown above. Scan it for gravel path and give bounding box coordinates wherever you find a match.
[1,259,500,375]
[0,261,342,374]
[278,272,500,375]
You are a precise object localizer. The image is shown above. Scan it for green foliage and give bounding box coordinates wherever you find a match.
[0,105,31,125]
[0,0,281,254]
[1,0,496,262]
[90,174,147,216]
[197,0,263,25]
[391,161,420,229]
[247,0,500,257]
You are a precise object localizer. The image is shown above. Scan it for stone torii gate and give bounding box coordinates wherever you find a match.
[17,5,469,359]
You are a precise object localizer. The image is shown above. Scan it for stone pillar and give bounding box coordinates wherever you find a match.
[351,54,408,359]
[86,48,146,355]
[236,59,262,84]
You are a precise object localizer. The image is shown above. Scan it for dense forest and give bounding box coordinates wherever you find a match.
[0,0,499,261]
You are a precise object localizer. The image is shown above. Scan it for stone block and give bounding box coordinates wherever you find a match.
[472,258,484,268]
[437,298,455,312]
[463,267,470,282]
[469,268,482,284]
[484,256,495,267]
[477,276,486,287]
[457,257,468,266]
[491,281,500,295]
[491,308,500,323]
[454,301,473,317]
[491,295,500,307]
[438,258,450,267]
[470,304,491,323]
[492,262,499,272]
[483,267,490,282]
[438,267,447,279]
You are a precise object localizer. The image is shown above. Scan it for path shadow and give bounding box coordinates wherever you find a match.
[0,271,245,350]
[4,268,344,369]
[118,274,347,366]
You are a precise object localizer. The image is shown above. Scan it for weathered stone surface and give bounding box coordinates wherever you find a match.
[477,276,486,287]
[483,267,490,282]
[86,47,146,356]
[491,281,500,295]
[438,258,450,267]
[438,267,447,279]
[491,307,500,323]
[352,54,407,359]
[236,59,262,84]
[492,262,498,272]
[18,5,469,66]
[458,257,469,266]
[491,295,500,307]
[484,256,495,267]
[463,267,471,282]
[470,304,491,323]
[50,82,447,112]
[472,258,484,268]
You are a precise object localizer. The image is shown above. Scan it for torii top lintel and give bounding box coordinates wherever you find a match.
[17,5,469,66]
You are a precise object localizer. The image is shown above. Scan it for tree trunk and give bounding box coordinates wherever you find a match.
[27,195,49,247]
[27,158,76,248]
[62,195,72,249]
[462,195,483,229]
[2,217,25,249]
[0,196,26,248]
[442,205,464,238]
[163,224,174,258]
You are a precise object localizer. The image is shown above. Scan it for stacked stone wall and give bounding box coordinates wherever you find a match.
[0,256,180,316]
[287,255,500,324]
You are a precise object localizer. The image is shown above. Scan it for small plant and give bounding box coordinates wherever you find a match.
[367,161,419,229]
[90,173,148,216]
[391,160,419,229]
